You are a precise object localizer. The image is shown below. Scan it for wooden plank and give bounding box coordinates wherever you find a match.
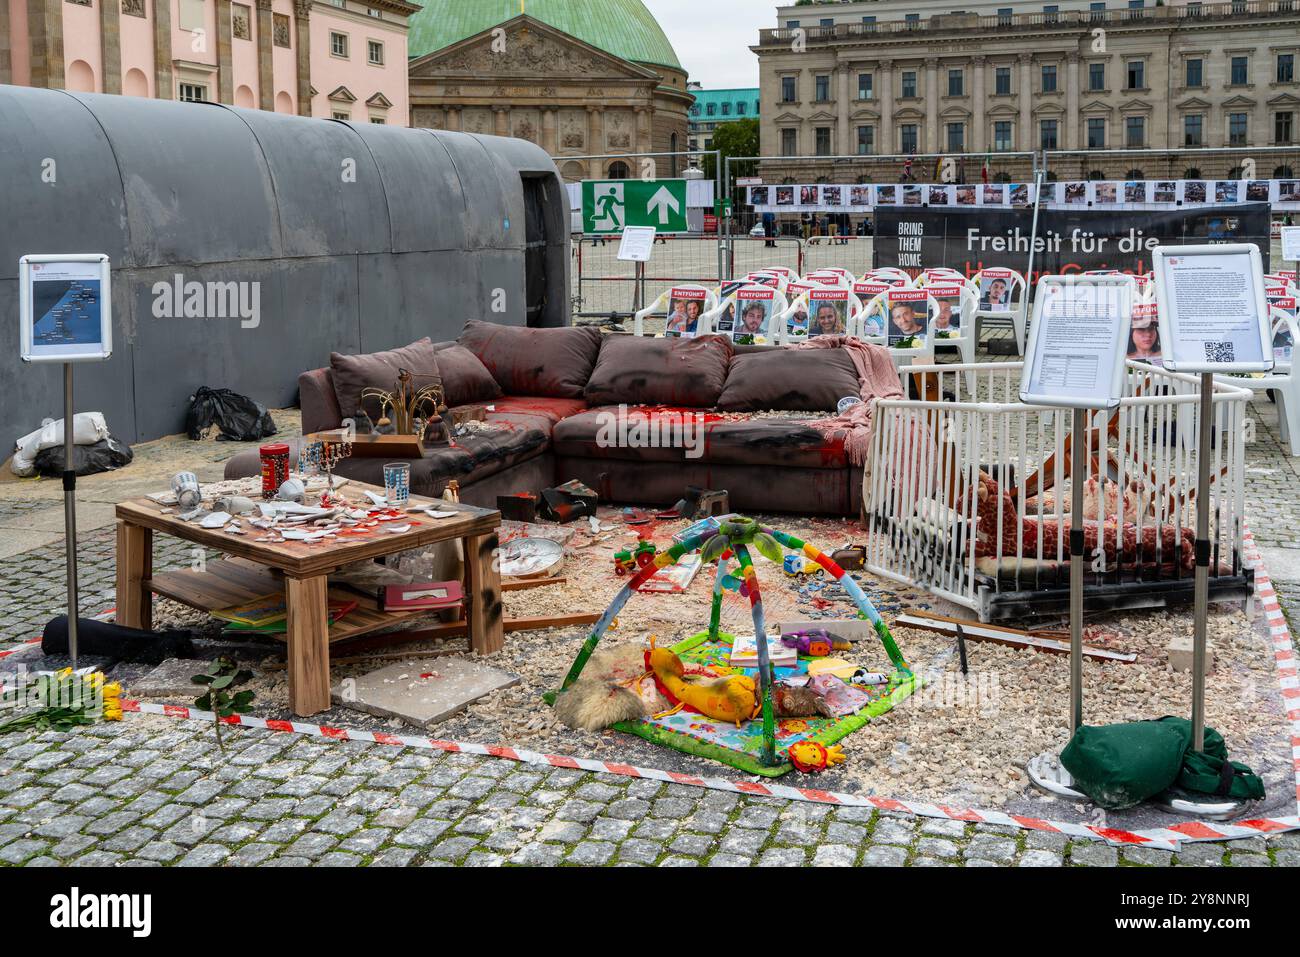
[285,575,331,716]
[894,613,1136,663]
[464,530,504,656]
[504,612,600,633]
[502,576,566,592]
[115,521,153,631]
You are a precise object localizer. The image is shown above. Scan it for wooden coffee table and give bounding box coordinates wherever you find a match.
[114,485,503,717]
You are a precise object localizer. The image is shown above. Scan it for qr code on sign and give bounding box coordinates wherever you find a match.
[1204,341,1235,363]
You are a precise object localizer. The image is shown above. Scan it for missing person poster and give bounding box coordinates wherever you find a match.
[1153,244,1271,372]
[1020,276,1134,409]
[873,204,1273,278]
[886,289,930,346]
[662,287,709,338]
[19,255,113,364]
[928,286,963,334]
[731,286,776,343]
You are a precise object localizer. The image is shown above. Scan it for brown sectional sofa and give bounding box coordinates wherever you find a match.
[224,323,867,516]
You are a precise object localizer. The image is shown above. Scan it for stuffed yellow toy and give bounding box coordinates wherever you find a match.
[646,639,758,728]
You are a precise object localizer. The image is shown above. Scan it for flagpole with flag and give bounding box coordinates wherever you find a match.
[981,151,991,184]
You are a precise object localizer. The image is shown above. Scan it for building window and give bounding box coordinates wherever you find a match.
[1040,119,1058,150]
[725,103,734,115]
[1125,115,1145,147]
[946,122,965,152]
[857,125,875,155]
[905,13,920,27]
[997,6,1013,24]
[178,82,207,103]
[994,120,1013,151]
[862,15,877,28]
[333,111,350,121]
[1088,62,1105,91]
[1279,54,1296,83]
[781,128,797,156]
[785,19,799,28]
[232,3,251,40]
[948,69,964,97]
[1229,112,1248,145]
[1185,58,1203,87]
[781,76,796,103]
[858,73,873,100]
[1043,4,1059,22]
[366,7,380,17]
[367,40,384,65]
[815,74,830,102]
[737,102,746,115]
[1278,112,1295,144]
[706,103,716,116]
[1230,56,1248,85]
[1087,117,1106,148]
[273,13,291,47]
[901,71,917,98]
[1042,64,1057,92]
[330,32,348,58]
[995,66,1011,96]
[900,124,918,153]
[815,127,832,155]
[1184,114,1203,146]
[819,17,833,27]
[1127,61,1144,89]
[1089,1,1106,20]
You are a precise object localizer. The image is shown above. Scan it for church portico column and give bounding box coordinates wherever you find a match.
[542,107,558,154]
[587,106,604,178]
[494,106,509,137]
[294,0,312,116]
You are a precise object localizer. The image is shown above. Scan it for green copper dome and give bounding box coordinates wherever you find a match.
[407,0,684,71]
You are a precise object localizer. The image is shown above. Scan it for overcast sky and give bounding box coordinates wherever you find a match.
[642,0,769,90]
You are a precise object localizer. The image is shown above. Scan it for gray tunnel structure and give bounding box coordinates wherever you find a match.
[0,85,570,453]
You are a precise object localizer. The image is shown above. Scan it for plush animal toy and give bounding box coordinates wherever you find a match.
[552,645,663,731]
[647,639,758,728]
[787,740,847,774]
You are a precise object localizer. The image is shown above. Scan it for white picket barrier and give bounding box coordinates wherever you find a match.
[864,361,1254,622]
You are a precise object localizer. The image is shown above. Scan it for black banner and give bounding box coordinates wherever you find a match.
[873,203,1273,279]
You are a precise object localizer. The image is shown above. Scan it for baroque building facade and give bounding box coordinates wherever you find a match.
[3,0,416,123]
[754,0,1300,179]
[406,8,693,182]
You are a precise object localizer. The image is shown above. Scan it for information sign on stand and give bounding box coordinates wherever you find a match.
[617,227,657,314]
[1021,275,1134,800]
[1150,245,1271,819]
[19,254,114,670]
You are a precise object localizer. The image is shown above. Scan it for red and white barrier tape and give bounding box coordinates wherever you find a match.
[0,638,42,660]
[17,535,1300,850]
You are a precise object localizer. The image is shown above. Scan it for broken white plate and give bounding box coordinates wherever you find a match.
[384,524,413,534]
[200,512,232,529]
[364,491,388,507]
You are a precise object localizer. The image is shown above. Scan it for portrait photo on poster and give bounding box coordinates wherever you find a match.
[886,290,930,346]
[19,254,113,364]
[662,287,709,338]
[732,287,776,343]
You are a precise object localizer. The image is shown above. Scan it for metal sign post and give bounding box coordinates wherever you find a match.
[19,254,115,671]
[1018,275,1135,800]
[1151,243,1272,818]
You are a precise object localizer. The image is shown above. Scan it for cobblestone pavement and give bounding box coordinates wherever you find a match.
[2,715,1298,868]
[1,355,1297,867]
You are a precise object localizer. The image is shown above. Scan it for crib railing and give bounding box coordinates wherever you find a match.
[865,361,1253,621]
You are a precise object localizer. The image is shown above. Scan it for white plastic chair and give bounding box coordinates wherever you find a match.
[741,270,793,297]
[850,280,893,338]
[632,284,719,337]
[1213,307,1300,456]
[777,287,863,345]
[802,270,855,290]
[862,268,914,287]
[972,267,1029,354]
[701,283,789,344]
[860,289,938,386]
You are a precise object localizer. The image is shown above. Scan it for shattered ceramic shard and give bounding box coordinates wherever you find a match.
[200,512,232,529]
[364,491,388,507]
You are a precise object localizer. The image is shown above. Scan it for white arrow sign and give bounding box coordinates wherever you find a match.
[647,186,681,225]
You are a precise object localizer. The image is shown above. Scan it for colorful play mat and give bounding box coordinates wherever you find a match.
[550,515,921,777]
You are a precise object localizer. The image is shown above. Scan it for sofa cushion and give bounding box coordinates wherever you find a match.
[584,334,734,408]
[459,320,602,399]
[716,347,862,413]
[552,407,848,470]
[329,338,441,422]
[433,344,503,406]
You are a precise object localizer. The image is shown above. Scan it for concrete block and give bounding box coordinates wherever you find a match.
[332,657,520,729]
[1166,634,1215,673]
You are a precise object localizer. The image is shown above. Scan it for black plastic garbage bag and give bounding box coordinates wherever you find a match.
[186,387,276,442]
[34,434,133,477]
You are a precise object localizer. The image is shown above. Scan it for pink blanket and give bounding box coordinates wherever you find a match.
[796,336,904,466]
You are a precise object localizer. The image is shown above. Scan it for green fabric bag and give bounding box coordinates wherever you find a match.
[1156,717,1266,801]
[1061,717,1264,809]
[1061,720,1191,809]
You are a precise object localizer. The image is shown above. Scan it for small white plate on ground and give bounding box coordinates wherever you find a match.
[499,536,565,578]
[1027,750,1090,802]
